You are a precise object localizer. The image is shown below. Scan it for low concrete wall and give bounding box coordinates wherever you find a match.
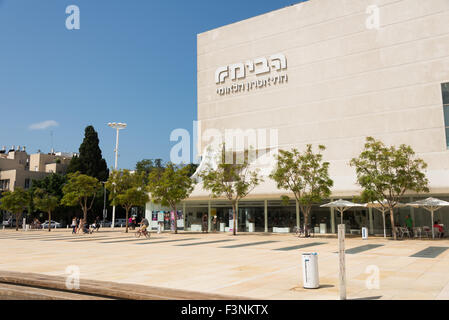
[0,270,250,300]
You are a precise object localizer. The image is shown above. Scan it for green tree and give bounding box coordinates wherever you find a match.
[135,159,165,183]
[270,145,333,237]
[67,155,82,174]
[33,188,60,232]
[32,173,67,198]
[199,148,262,236]
[31,174,72,224]
[106,170,148,233]
[184,163,199,177]
[61,172,101,222]
[68,126,109,181]
[147,163,194,234]
[135,159,165,175]
[0,188,30,231]
[350,137,429,240]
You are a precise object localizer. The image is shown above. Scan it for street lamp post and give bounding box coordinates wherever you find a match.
[101,181,107,223]
[108,122,127,229]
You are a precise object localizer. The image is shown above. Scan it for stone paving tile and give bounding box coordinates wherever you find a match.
[219,240,278,248]
[135,238,198,245]
[99,238,159,244]
[175,239,236,246]
[273,242,327,251]
[2,229,449,299]
[66,237,126,242]
[436,281,449,299]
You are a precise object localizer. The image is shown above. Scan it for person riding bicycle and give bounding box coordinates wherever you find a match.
[82,220,92,234]
[139,217,150,235]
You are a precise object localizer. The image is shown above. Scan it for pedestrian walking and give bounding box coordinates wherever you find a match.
[95,216,101,232]
[71,217,77,234]
[132,216,136,230]
[202,213,208,233]
[77,218,84,234]
[212,216,218,232]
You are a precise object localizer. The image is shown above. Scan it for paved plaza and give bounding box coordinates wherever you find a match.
[1,229,449,300]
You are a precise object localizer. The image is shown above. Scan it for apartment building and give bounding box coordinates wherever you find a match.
[0,146,75,192]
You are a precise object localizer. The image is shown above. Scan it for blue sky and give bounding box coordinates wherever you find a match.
[0,0,307,170]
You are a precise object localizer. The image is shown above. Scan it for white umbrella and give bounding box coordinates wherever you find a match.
[321,199,362,225]
[406,197,449,239]
[364,200,406,238]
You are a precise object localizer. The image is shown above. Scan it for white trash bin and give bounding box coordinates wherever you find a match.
[302,253,319,289]
[219,223,225,232]
[362,227,368,240]
[157,223,162,234]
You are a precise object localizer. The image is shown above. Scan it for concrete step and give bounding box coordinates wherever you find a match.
[0,282,111,300]
[0,270,250,300]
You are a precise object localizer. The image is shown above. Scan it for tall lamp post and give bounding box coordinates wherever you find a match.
[108,122,127,229]
[100,181,107,224]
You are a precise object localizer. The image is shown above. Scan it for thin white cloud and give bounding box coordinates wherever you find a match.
[29,120,59,130]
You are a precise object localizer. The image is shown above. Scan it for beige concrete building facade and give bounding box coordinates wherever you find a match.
[148,0,449,234]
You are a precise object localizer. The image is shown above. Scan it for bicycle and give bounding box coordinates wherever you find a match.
[293,225,314,238]
[135,228,151,239]
[294,226,304,237]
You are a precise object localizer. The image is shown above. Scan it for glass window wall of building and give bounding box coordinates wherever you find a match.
[267,200,296,232]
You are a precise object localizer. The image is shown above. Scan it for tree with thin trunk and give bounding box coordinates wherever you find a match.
[270,145,333,237]
[199,148,262,236]
[350,137,429,240]
[67,125,109,182]
[106,170,148,233]
[61,172,100,222]
[0,188,30,231]
[147,163,194,234]
[33,188,60,232]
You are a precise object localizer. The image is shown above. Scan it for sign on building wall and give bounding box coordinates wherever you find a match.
[215,53,288,96]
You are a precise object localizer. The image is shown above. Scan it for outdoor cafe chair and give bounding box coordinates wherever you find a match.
[422,226,432,238]
[433,227,442,239]
[400,227,411,238]
[413,227,422,238]
[395,227,403,239]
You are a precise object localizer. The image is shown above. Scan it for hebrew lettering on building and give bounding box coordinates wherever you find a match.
[215,53,288,96]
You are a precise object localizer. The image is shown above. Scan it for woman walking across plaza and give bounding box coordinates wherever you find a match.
[77,218,84,234]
